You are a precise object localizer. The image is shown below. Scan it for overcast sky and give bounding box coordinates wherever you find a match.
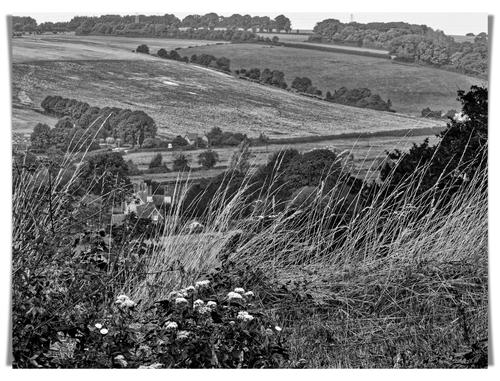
[14,12,488,35]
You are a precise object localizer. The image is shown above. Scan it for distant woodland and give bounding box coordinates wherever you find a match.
[310,19,488,76]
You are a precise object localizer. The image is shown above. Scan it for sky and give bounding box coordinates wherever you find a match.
[14,12,488,35]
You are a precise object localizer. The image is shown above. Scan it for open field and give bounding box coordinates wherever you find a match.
[178,43,485,115]
[126,133,439,182]
[11,33,228,63]
[11,35,443,138]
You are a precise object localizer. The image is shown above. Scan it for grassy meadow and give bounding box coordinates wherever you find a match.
[178,43,485,115]
[11,35,442,140]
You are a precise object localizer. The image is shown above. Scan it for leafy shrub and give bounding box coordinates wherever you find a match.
[136,44,149,54]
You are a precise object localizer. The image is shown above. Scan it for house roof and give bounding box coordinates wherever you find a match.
[136,203,163,220]
[184,133,199,140]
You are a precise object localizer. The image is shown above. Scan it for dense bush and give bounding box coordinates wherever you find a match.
[188,53,231,72]
[326,87,393,111]
[173,154,190,172]
[198,150,220,169]
[136,44,149,54]
[206,127,248,147]
[381,86,487,198]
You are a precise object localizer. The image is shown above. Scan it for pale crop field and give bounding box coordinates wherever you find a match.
[11,33,228,63]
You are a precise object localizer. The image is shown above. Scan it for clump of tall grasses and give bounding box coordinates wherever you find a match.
[11,116,488,367]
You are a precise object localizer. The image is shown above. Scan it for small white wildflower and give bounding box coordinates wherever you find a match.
[227,291,243,300]
[234,287,245,294]
[176,330,190,340]
[229,320,235,325]
[275,326,282,332]
[164,321,178,331]
[94,323,102,329]
[100,328,109,335]
[195,280,210,289]
[243,291,254,298]
[207,301,217,309]
[265,328,274,336]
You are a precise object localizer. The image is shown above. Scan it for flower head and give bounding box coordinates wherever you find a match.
[243,291,254,299]
[275,326,282,332]
[100,328,109,335]
[237,311,254,322]
[227,291,243,301]
[164,321,178,331]
[193,299,205,310]
[195,280,210,289]
[115,294,136,309]
[94,323,102,330]
[207,301,217,309]
[234,287,245,294]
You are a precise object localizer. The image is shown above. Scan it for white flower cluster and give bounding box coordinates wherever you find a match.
[227,291,243,301]
[207,301,217,309]
[193,299,205,310]
[195,280,210,290]
[236,311,254,322]
[115,294,136,309]
[228,288,255,301]
[164,321,178,331]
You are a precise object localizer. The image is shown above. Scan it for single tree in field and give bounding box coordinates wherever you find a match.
[198,149,219,169]
[136,44,150,54]
[173,153,190,172]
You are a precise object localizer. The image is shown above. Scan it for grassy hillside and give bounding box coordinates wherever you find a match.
[178,43,485,115]
[12,58,441,138]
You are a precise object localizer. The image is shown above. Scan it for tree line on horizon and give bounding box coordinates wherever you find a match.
[310,19,488,76]
[11,13,292,36]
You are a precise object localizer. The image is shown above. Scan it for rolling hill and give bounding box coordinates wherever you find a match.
[11,34,443,139]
